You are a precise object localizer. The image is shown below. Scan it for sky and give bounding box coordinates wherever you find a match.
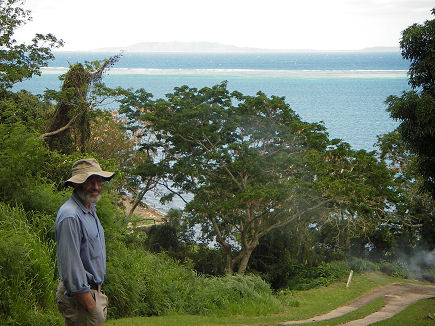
[14,0,435,51]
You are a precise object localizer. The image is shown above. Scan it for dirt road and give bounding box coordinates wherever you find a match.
[280,283,435,325]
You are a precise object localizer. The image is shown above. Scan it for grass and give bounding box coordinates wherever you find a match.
[105,272,410,326]
[298,297,386,326]
[373,298,435,326]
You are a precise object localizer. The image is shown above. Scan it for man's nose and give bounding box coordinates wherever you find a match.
[91,182,101,189]
[87,179,102,188]
[91,181,101,188]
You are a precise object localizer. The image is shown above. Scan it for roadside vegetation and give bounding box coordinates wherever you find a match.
[0,1,434,325]
[374,298,435,326]
[103,273,416,326]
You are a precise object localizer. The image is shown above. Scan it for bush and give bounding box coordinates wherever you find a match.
[190,245,226,276]
[0,203,61,326]
[190,274,282,316]
[105,238,201,318]
[105,238,284,318]
[348,257,379,273]
[285,261,350,291]
[378,261,408,278]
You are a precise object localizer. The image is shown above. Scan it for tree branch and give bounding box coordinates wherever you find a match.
[39,112,81,138]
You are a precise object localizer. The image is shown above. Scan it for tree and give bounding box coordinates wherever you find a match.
[114,87,165,217]
[0,0,63,90]
[248,141,397,282]
[377,130,435,250]
[122,82,394,274]
[43,56,121,153]
[314,142,395,256]
[119,82,327,273]
[386,8,435,198]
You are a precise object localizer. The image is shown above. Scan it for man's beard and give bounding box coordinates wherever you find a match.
[75,187,101,204]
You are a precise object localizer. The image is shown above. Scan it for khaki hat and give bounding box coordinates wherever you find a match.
[65,158,114,186]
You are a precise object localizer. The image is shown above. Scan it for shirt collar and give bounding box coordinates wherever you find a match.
[71,192,96,215]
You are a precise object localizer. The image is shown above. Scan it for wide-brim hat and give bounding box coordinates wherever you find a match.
[65,158,114,186]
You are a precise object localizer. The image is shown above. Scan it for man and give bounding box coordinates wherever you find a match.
[55,158,114,325]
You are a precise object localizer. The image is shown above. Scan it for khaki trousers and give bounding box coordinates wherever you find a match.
[56,281,108,326]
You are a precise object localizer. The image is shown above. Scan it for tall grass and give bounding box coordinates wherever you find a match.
[105,239,283,319]
[0,203,61,325]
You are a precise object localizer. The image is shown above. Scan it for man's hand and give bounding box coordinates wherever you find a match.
[75,292,96,312]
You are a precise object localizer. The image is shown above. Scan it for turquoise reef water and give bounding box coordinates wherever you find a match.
[13,51,410,151]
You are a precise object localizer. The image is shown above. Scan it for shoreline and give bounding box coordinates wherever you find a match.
[120,195,166,224]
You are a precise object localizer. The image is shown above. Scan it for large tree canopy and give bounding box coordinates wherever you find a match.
[119,82,394,274]
[386,8,435,198]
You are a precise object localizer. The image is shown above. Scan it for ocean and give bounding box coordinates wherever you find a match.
[12,51,411,212]
[13,51,410,151]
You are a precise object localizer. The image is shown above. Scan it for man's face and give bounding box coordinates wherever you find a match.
[76,175,103,204]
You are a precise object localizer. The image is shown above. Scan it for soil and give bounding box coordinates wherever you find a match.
[120,195,165,230]
[280,282,435,325]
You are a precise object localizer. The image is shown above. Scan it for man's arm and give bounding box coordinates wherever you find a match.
[75,292,96,312]
[56,217,92,302]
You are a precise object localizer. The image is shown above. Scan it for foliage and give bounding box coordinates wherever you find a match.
[43,58,121,153]
[0,203,61,326]
[378,261,408,278]
[105,272,400,326]
[144,223,226,276]
[0,89,55,131]
[0,0,63,90]
[0,123,69,207]
[119,82,333,274]
[400,8,435,91]
[189,245,226,276]
[377,130,435,250]
[248,224,325,289]
[190,274,281,316]
[145,224,181,253]
[105,239,282,319]
[86,110,134,162]
[283,261,350,291]
[1,2,430,323]
[313,141,396,258]
[386,8,435,198]
[93,86,165,217]
[118,81,397,274]
[347,257,379,273]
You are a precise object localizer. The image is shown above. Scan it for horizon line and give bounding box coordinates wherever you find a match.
[53,41,400,54]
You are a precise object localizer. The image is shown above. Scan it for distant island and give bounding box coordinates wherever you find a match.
[88,42,400,53]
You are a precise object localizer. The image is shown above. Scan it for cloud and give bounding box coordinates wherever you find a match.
[15,0,435,51]
[347,0,434,13]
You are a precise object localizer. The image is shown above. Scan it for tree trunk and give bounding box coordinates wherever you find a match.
[237,247,255,275]
[210,215,235,274]
[224,249,234,274]
[128,187,149,218]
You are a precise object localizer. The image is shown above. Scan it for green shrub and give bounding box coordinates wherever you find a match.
[105,238,284,319]
[348,257,379,273]
[378,261,408,278]
[105,239,198,318]
[287,261,350,290]
[190,274,282,316]
[0,203,61,326]
[190,245,226,276]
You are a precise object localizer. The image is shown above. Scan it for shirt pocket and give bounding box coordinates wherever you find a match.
[88,235,102,259]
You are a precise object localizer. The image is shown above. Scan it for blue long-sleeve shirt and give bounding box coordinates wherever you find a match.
[55,192,106,294]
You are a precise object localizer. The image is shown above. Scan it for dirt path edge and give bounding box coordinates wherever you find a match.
[279,283,435,325]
